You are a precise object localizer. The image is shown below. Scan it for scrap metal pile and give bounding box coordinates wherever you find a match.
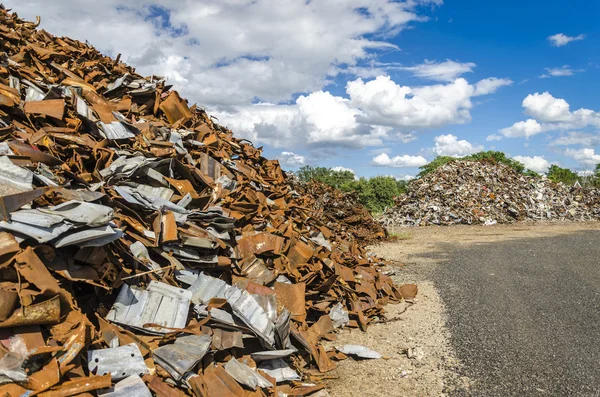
[380,160,600,227]
[295,182,387,246]
[0,8,407,397]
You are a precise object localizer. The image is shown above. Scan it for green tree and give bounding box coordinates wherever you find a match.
[546,164,579,185]
[296,166,355,189]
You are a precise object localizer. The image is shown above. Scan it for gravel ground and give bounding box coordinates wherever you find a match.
[326,222,600,397]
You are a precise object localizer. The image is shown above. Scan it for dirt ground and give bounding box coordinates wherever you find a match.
[325,221,600,397]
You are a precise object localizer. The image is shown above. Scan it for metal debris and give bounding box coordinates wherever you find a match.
[152,335,212,381]
[0,7,405,397]
[381,160,600,226]
[88,344,149,380]
[223,358,273,389]
[338,345,382,359]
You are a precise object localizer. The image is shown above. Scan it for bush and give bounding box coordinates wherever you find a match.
[546,165,579,185]
[296,166,406,214]
[417,151,526,178]
[342,176,405,214]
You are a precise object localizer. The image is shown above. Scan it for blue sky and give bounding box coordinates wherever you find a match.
[6,0,600,178]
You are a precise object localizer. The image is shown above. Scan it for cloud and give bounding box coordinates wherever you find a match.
[278,151,306,168]
[211,90,381,149]
[4,0,435,107]
[512,155,551,173]
[486,134,503,141]
[331,166,355,175]
[499,119,543,138]
[372,153,428,167]
[578,170,595,177]
[473,78,513,96]
[550,132,600,147]
[539,65,582,78]
[397,174,415,181]
[501,92,600,139]
[400,59,476,82]
[565,148,600,166]
[217,74,511,150]
[547,33,585,47]
[433,134,483,157]
[522,92,572,122]
[347,76,509,130]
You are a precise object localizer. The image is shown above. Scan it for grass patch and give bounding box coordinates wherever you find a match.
[388,231,413,241]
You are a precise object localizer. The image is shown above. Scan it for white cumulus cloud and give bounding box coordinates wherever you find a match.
[372,153,428,167]
[523,92,572,122]
[4,0,435,107]
[278,151,306,168]
[499,119,543,138]
[550,132,600,147]
[512,155,551,173]
[547,33,585,47]
[217,74,511,150]
[501,92,600,138]
[565,148,600,166]
[433,134,483,157]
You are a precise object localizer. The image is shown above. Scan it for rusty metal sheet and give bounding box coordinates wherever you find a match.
[159,91,192,125]
[0,232,19,257]
[0,295,60,328]
[23,99,65,119]
[399,283,418,300]
[203,366,246,397]
[37,374,111,397]
[23,358,60,393]
[273,282,306,322]
[237,233,285,258]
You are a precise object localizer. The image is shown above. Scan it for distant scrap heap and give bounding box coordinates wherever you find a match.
[380,160,600,226]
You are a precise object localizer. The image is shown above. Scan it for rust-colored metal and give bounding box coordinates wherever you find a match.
[0,295,60,328]
[0,187,49,221]
[0,8,404,396]
[37,374,111,397]
[23,99,66,119]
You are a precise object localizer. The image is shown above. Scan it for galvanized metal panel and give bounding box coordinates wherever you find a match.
[88,344,149,380]
[106,281,191,334]
[152,335,211,381]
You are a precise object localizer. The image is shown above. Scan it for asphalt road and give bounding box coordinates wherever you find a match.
[434,230,600,396]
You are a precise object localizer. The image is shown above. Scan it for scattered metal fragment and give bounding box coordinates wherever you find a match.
[337,345,382,359]
[257,359,301,383]
[329,303,350,329]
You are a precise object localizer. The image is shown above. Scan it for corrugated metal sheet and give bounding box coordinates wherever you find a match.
[106,281,191,334]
